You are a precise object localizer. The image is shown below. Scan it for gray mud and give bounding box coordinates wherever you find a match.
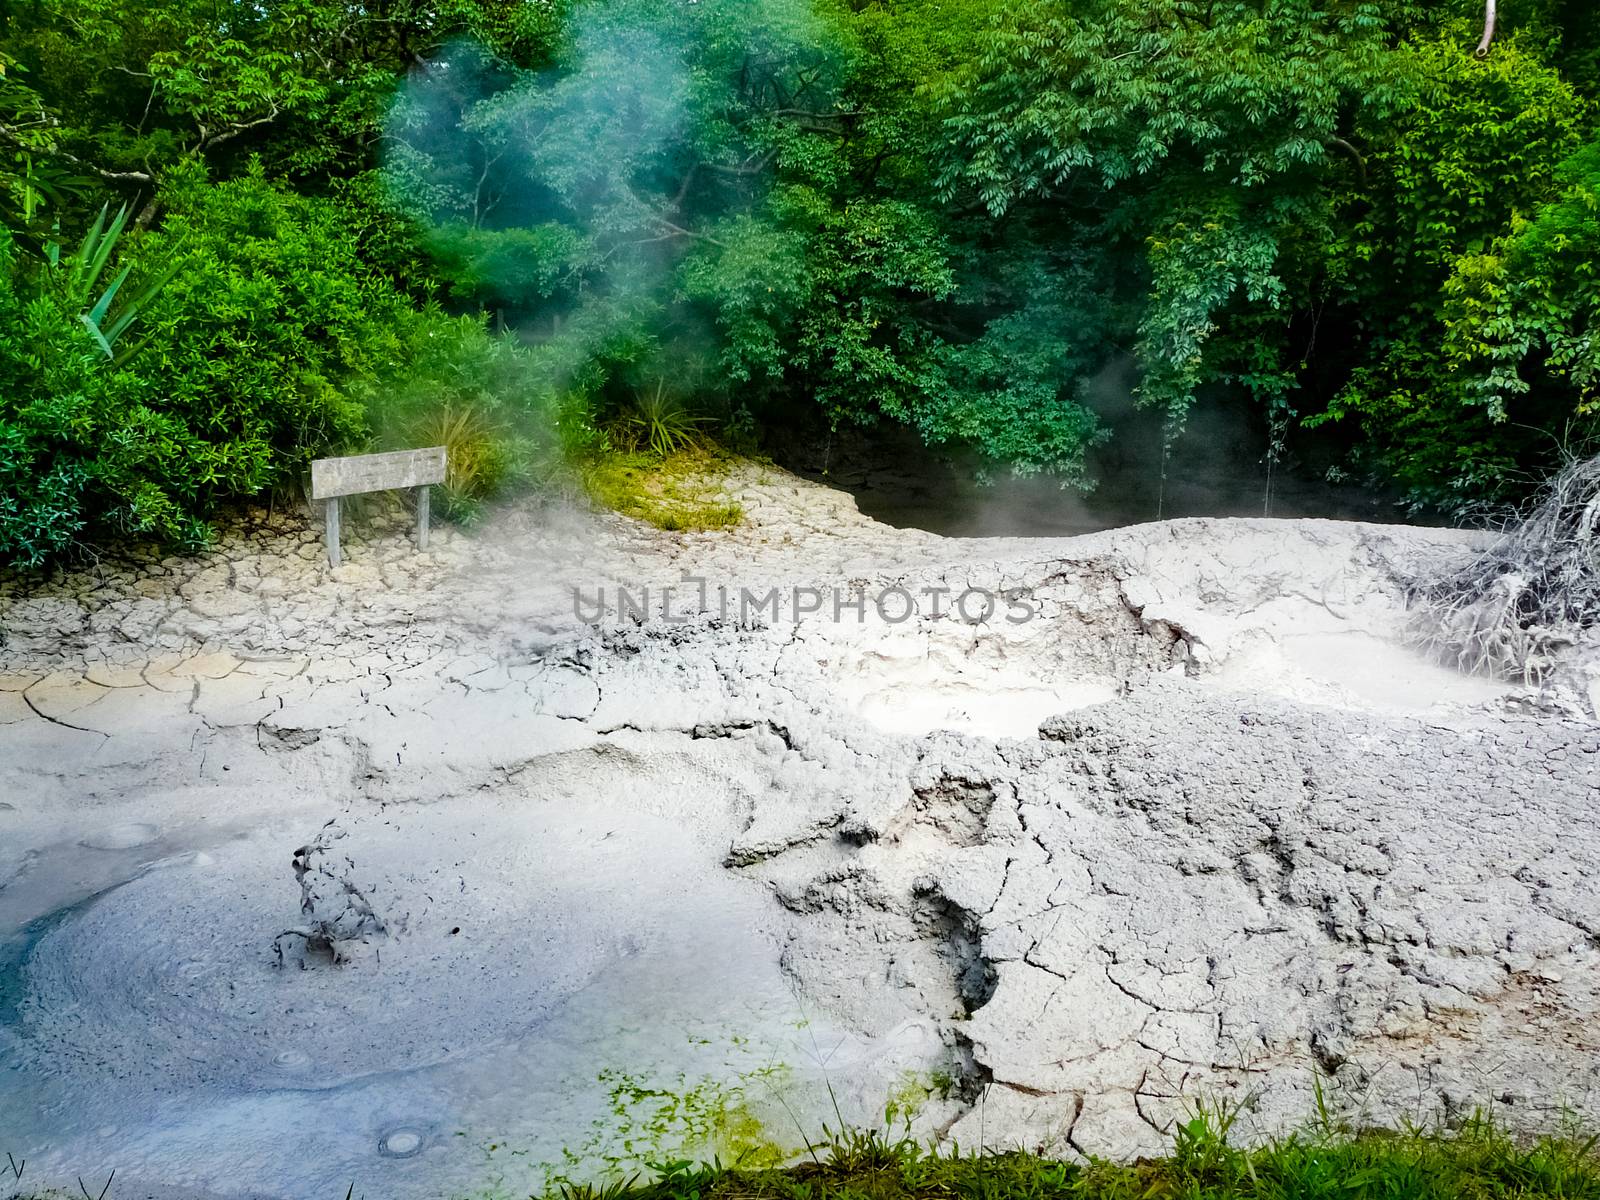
[1,463,1596,1198]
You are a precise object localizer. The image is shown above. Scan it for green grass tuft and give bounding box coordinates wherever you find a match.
[608,382,712,460]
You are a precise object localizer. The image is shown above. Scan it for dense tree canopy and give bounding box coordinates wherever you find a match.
[0,0,1595,564]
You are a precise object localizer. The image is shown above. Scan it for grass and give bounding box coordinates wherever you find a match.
[577,384,746,531]
[556,1114,1600,1200]
[406,402,518,522]
[8,1113,1600,1200]
[580,446,744,532]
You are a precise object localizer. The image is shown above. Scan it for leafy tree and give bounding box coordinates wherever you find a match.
[1314,28,1593,502]
[384,0,1121,474]
[1440,138,1600,426]
[934,0,1409,421]
[934,0,1598,505]
[0,0,566,212]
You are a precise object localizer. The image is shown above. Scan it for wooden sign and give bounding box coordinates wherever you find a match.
[311,447,446,500]
[310,447,447,567]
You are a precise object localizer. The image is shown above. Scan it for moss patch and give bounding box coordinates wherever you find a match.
[581,448,744,532]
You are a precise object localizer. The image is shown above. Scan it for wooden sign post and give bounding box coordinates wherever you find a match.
[310,447,448,567]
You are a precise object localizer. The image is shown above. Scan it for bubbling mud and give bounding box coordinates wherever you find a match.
[0,765,952,1200]
[16,806,611,1090]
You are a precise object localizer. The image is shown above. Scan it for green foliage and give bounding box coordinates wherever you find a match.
[0,162,557,566]
[932,0,1403,429]
[1442,138,1600,423]
[410,404,513,519]
[611,382,710,458]
[0,0,569,194]
[0,57,91,247]
[0,223,211,565]
[3,0,1600,564]
[476,1058,790,1199]
[934,0,1405,209]
[1312,31,1596,505]
[364,306,560,515]
[130,165,401,478]
[1135,204,1287,426]
[933,1,1599,505]
[50,202,177,361]
[8,1115,1600,1200]
[382,0,1113,479]
[424,221,595,311]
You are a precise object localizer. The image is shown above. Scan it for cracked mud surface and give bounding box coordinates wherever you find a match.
[1,462,1597,1199]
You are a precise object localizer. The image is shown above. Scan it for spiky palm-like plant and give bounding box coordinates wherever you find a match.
[615,380,708,459]
[47,202,178,363]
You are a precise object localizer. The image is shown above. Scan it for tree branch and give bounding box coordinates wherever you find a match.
[669,162,700,210]
[750,107,862,122]
[0,123,154,183]
[702,150,778,177]
[191,106,280,154]
[1327,136,1367,184]
[1475,0,1497,57]
[622,183,729,247]
[649,215,726,247]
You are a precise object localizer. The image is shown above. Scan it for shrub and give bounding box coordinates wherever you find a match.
[0,165,421,567]
[0,233,214,564]
[358,304,561,517]
[608,382,708,459]
[133,162,409,476]
[0,163,569,565]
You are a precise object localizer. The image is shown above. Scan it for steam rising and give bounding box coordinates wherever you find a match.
[382,0,831,395]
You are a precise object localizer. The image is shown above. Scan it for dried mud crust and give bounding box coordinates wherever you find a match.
[743,681,1600,1158]
[1,463,1597,1197]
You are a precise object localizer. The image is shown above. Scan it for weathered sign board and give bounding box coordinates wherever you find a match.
[310,447,447,567]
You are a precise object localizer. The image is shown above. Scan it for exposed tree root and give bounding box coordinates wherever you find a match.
[1409,454,1599,682]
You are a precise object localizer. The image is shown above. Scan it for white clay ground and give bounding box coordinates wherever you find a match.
[1,463,1597,1200]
